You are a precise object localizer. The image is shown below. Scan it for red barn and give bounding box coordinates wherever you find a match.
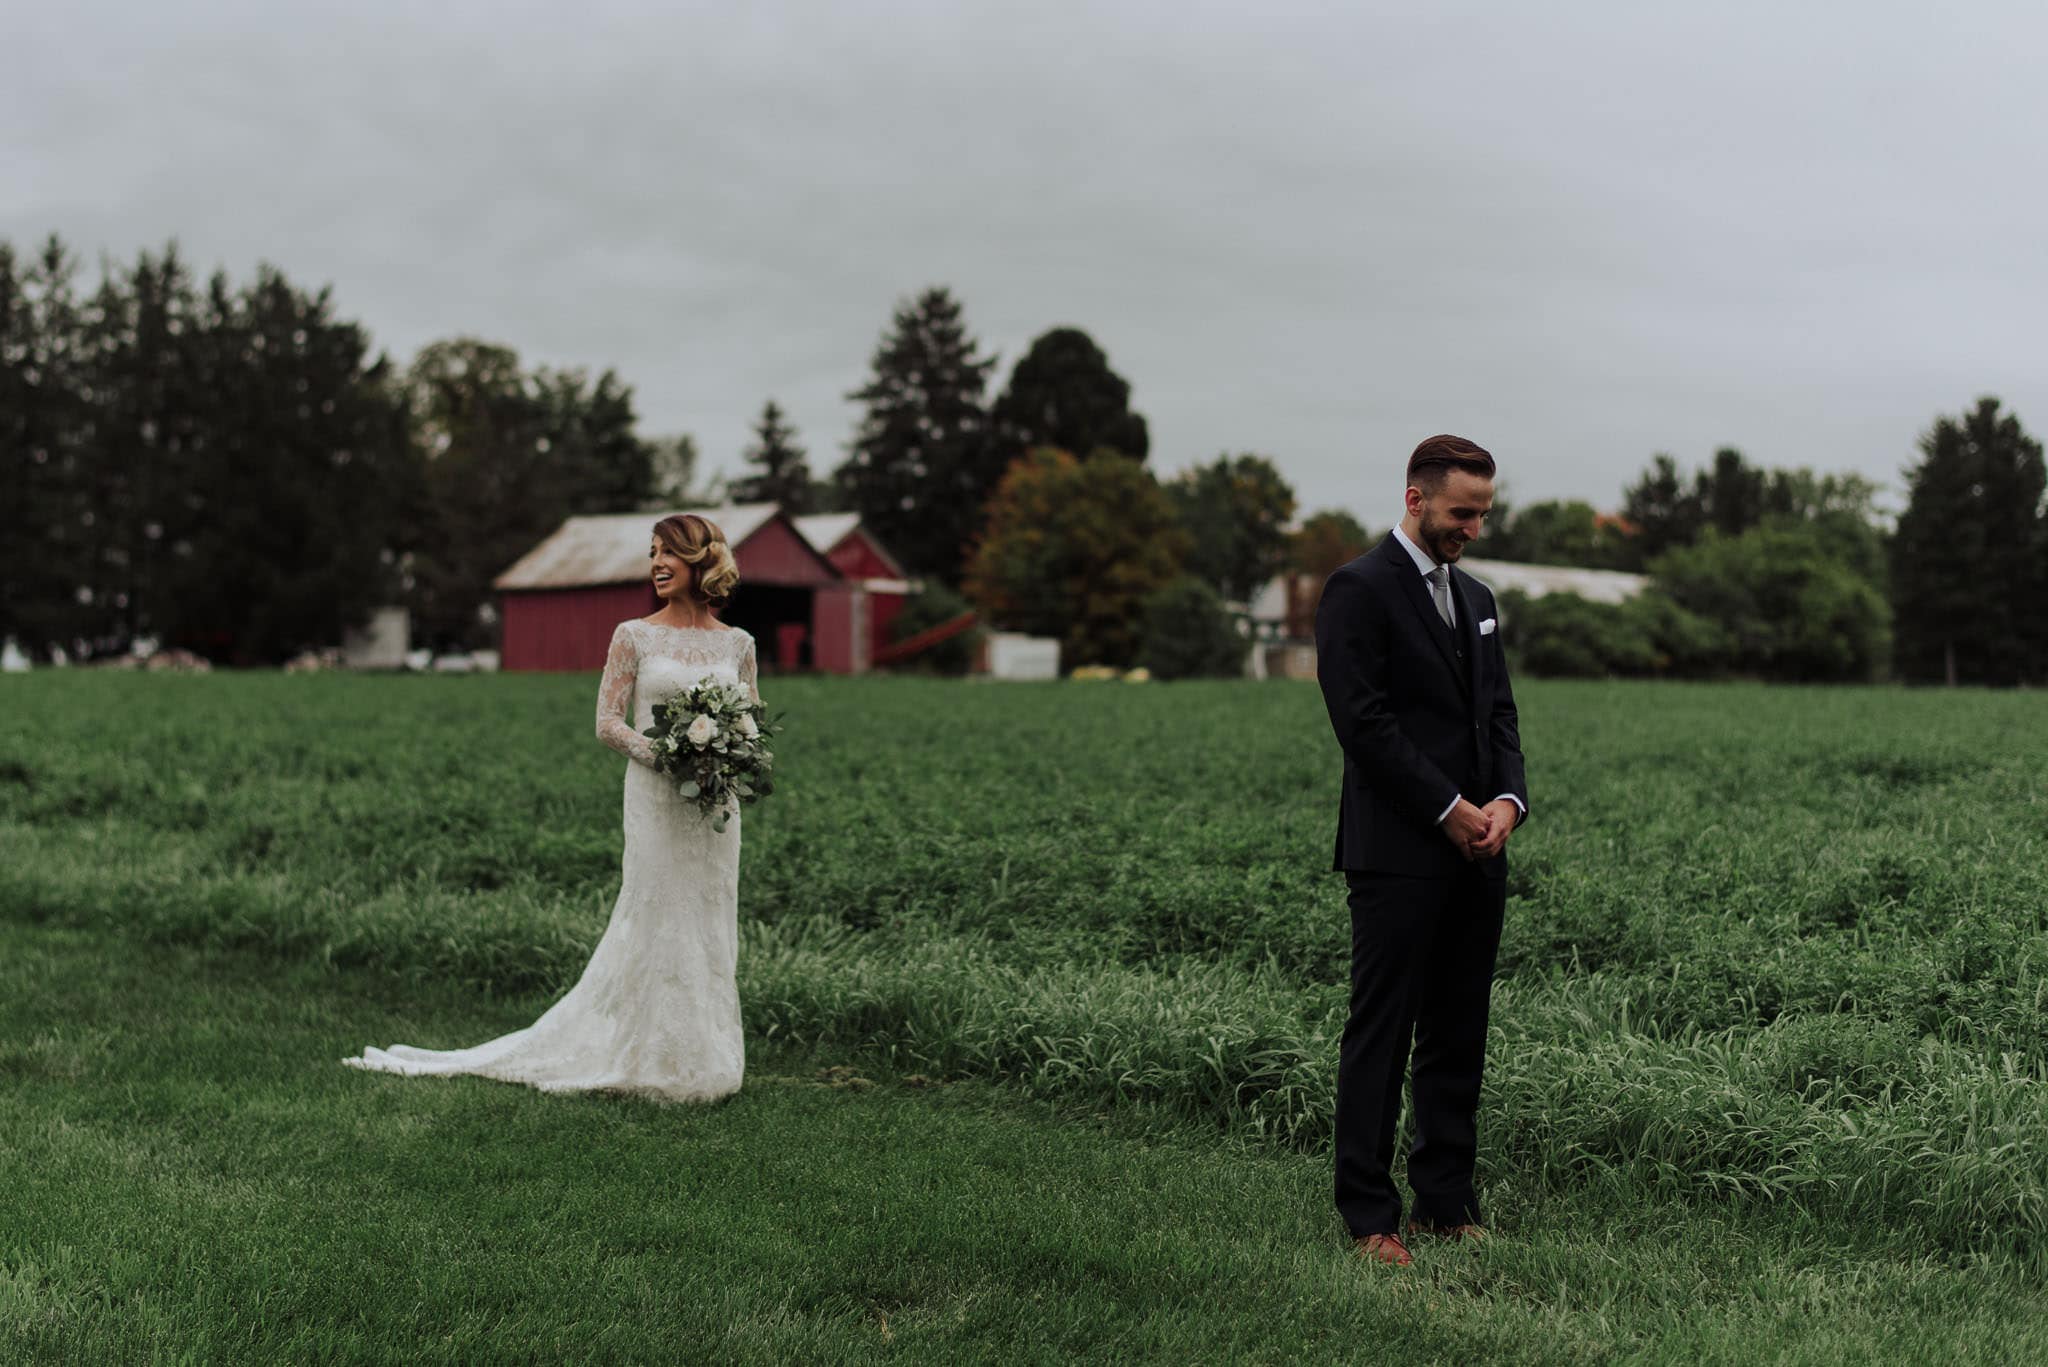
[494,504,859,673]
[794,513,912,665]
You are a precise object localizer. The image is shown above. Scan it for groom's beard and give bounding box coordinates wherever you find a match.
[1418,513,1472,564]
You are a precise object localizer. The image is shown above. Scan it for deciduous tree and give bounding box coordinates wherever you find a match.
[1166,453,1296,602]
[964,447,1188,669]
[1139,577,1248,679]
[403,337,653,651]
[644,432,722,510]
[1289,509,1373,582]
[1653,525,1891,682]
[1483,499,1638,570]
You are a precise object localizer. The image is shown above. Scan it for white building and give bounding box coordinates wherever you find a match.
[1453,557,1648,607]
[342,606,412,670]
[1245,555,1651,680]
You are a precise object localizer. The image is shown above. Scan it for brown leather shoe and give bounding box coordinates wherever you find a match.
[1353,1233,1414,1266]
[1406,1219,1487,1244]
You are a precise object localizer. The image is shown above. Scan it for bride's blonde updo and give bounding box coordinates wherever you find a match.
[653,513,740,609]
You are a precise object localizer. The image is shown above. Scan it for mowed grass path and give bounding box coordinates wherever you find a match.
[4,672,2048,1360]
[6,922,2045,1364]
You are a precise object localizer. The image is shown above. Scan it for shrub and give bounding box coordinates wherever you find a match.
[1499,589,1726,679]
[887,584,980,676]
[1499,590,1653,677]
[1138,577,1249,680]
[1627,589,1732,676]
[1652,522,1891,681]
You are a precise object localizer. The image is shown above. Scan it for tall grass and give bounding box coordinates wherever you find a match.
[3,672,2044,1254]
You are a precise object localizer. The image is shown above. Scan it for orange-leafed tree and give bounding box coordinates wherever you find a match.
[964,447,1189,669]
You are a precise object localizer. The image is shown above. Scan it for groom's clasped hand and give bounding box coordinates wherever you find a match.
[1445,797,1520,861]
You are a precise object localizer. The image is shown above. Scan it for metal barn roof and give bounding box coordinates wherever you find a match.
[794,513,908,579]
[493,504,783,590]
[1453,557,1648,605]
[793,513,860,554]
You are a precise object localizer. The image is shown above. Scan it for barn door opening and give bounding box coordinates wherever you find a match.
[722,584,813,672]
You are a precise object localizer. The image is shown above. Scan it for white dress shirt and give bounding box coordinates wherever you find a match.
[1390,525,1527,829]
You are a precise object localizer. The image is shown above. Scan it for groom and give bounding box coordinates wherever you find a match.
[1313,434,1529,1267]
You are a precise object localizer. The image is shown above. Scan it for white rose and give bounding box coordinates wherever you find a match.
[685,714,717,746]
[737,714,759,739]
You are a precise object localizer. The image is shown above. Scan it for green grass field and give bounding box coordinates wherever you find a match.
[3,672,2046,1362]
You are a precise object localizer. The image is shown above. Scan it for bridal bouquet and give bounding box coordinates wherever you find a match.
[641,680,780,831]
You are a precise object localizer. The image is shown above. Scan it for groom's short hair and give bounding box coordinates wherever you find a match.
[1407,435,1496,493]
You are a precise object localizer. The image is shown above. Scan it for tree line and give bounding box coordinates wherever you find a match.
[827,287,1295,675]
[827,288,2048,686]
[0,244,1295,672]
[2,237,698,660]
[1447,406,2045,685]
[5,234,2041,683]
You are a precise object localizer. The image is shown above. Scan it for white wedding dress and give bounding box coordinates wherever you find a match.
[343,620,756,1103]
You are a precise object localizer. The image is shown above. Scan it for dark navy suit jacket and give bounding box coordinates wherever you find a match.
[1314,533,1529,877]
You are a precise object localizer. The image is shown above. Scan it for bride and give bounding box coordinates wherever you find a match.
[344,513,758,1102]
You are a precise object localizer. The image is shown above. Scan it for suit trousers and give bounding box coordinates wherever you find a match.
[1335,864,1506,1238]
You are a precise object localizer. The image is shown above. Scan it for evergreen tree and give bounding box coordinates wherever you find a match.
[1623,450,1883,573]
[0,237,413,662]
[802,475,853,514]
[729,400,813,512]
[0,236,95,659]
[1892,397,2048,685]
[1621,453,1703,561]
[79,244,211,654]
[161,264,416,662]
[834,287,997,582]
[1695,447,1768,538]
[988,326,1148,465]
[1165,453,1297,602]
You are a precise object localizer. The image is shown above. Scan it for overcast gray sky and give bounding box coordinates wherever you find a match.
[9,0,2044,521]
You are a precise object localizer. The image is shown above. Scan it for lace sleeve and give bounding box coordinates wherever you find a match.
[740,633,761,705]
[596,624,656,767]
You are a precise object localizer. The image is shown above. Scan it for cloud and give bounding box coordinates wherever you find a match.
[6,0,2044,519]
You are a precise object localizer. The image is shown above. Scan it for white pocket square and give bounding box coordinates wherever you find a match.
[1479,618,1497,636]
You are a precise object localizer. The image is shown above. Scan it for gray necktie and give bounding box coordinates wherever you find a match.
[1427,565,1454,629]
